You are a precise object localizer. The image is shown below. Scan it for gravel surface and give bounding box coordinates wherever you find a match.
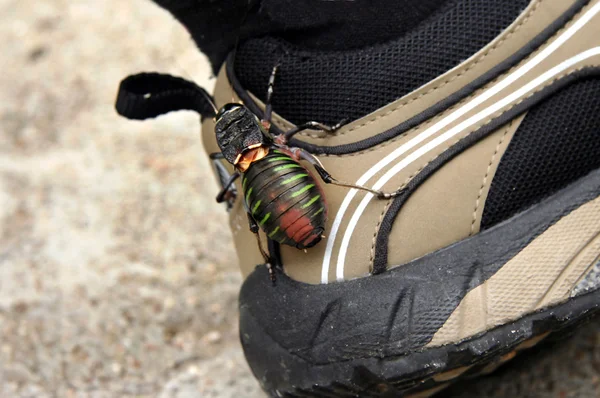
[0,0,598,397]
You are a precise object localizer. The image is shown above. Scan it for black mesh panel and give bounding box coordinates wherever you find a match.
[234,0,531,125]
[481,78,600,230]
[152,0,452,73]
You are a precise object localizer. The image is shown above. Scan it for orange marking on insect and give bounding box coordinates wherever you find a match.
[279,209,313,240]
[236,146,269,172]
[292,223,315,242]
[278,208,302,231]
[274,135,286,146]
[302,233,322,248]
[284,217,311,239]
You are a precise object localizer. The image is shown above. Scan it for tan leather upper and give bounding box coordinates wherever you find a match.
[429,195,600,347]
[202,0,600,284]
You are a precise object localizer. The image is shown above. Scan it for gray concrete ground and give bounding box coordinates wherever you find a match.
[0,0,598,397]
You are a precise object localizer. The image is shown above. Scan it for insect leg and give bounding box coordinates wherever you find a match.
[246,211,276,283]
[297,149,402,200]
[278,119,347,144]
[215,171,240,203]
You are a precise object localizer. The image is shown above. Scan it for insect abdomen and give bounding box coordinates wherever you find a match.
[243,151,327,249]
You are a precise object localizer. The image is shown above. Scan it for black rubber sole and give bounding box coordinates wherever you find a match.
[239,170,600,397]
[241,288,600,397]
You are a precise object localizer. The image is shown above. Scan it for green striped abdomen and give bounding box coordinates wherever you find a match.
[242,150,327,249]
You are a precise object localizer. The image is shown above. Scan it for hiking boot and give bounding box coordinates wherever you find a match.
[116,0,600,396]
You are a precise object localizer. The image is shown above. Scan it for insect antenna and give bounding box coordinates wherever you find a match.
[200,86,219,116]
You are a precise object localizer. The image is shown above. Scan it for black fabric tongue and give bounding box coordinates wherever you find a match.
[152,0,530,126]
[151,0,450,73]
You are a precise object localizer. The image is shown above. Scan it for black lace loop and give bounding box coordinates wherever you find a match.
[115,72,216,120]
